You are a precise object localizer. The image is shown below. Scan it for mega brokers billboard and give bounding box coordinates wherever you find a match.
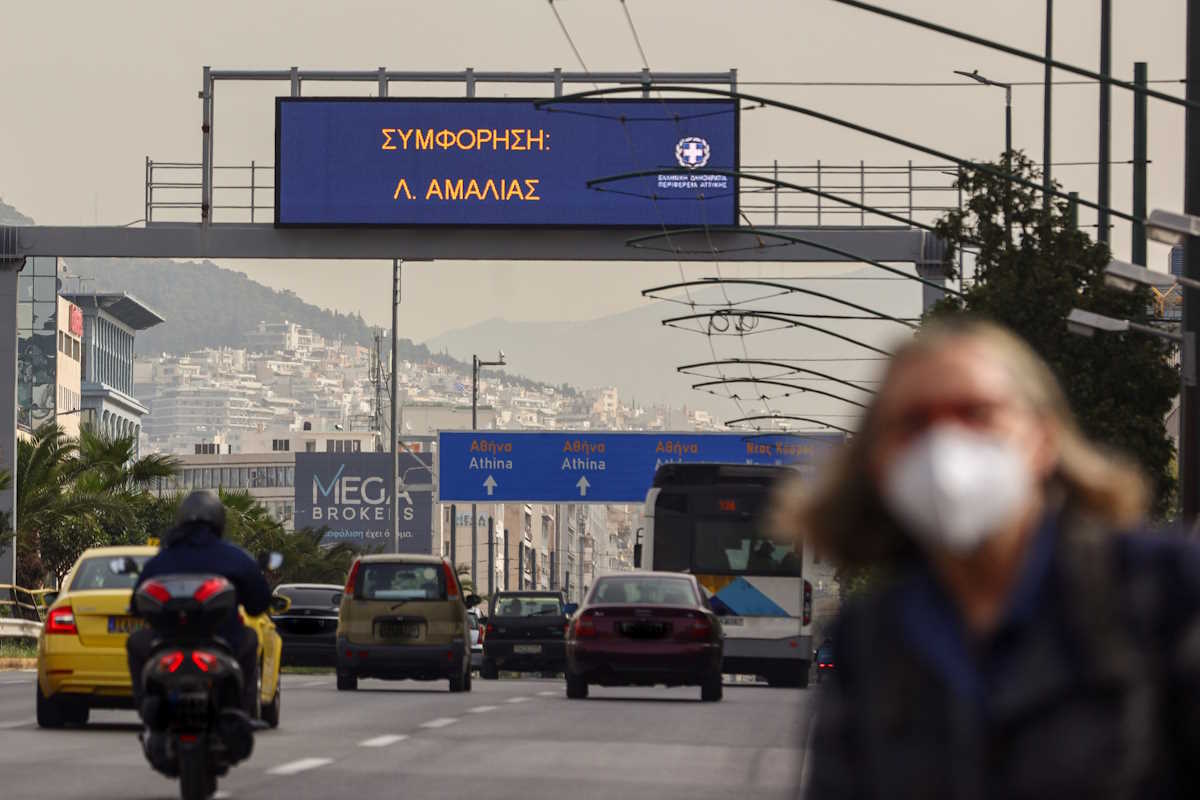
[293,452,433,553]
[275,98,738,226]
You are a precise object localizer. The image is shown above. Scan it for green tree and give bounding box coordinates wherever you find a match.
[932,154,1177,516]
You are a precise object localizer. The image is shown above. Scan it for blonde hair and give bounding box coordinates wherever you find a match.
[786,317,1149,568]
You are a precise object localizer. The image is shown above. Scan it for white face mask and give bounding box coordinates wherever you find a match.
[881,425,1033,555]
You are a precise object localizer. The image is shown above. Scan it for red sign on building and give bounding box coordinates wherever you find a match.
[68,304,83,337]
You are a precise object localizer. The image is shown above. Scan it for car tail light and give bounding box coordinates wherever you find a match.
[441,561,459,597]
[193,577,228,603]
[574,612,596,638]
[803,580,813,626]
[45,606,77,635]
[142,580,170,604]
[344,560,361,595]
[157,651,185,673]
[686,614,713,641]
[191,651,218,672]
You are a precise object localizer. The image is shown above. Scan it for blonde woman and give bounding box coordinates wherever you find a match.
[796,318,1200,799]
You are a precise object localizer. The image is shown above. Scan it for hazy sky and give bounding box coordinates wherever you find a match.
[0,0,1186,343]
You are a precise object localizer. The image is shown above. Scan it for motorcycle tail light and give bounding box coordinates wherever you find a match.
[157,651,185,673]
[191,651,218,672]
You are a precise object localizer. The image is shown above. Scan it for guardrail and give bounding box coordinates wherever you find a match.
[0,584,48,624]
[0,618,40,640]
[143,158,963,229]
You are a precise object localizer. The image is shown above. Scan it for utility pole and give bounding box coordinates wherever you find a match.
[391,259,401,553]
[1098,0,1113,243]
[1183,0,1200,521]
[1133,62,1149,265]
[1043,0,1054,212]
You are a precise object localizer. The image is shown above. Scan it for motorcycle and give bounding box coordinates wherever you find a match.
[114,552,283,800]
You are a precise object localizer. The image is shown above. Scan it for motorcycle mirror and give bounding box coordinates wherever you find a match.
[257,551,284,571]
[331,592,343,606]
[269,594,292,614]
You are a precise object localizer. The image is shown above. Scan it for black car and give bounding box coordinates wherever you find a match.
[272,583,343,667]
[481,591,568,679]
[815,639,835,683]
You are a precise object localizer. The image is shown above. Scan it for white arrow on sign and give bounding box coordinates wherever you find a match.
[576,476,591,497]
[483,475,497,496]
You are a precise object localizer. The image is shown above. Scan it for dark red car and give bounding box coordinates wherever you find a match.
[565,572,724,702]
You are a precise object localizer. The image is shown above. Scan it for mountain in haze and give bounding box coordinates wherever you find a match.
[2,197,561,392]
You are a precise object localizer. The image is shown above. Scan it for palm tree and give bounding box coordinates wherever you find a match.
[74,425,179,493]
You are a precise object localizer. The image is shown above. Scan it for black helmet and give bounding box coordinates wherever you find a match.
[175,490,227,536]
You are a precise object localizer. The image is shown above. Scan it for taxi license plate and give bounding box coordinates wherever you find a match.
[107,616,145,634]
[513,644,542,654]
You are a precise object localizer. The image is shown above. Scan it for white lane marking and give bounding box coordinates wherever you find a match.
[0,679,30,685]
[506,696,530,704]
[359,734,408,748]
[0,718,34,730]
[467,705,498,713]
[298,680,326,688]
[267,757,333,776]
[537,690,558,697]
[214,791,233,800]
[420,717,458,729]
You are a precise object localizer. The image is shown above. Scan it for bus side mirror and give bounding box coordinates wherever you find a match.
[633,543,642,569]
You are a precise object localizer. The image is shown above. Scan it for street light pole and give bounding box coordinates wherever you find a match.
[1184,0,1200,521]
[470,350,506,586]
[391,259,401,553]
[955,69,1013,244]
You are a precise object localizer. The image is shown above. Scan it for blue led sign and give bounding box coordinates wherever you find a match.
[275,98,738,226]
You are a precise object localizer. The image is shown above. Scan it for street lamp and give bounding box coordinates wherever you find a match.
[1146,209,1200,246]
[1104,258,1200,293]
[470,350,506,588]
[1066,307,1182,343]
[956,69,1014,244]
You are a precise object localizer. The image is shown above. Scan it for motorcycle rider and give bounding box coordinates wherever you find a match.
[126,490,272,717]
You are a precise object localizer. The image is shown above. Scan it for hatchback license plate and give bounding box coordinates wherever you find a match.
[513,644,542,654]
[107,616,145,634]
[378,621,420,640]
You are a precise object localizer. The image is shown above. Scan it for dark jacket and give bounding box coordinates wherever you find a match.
[133,523,272,646]
[806,517,1200,799]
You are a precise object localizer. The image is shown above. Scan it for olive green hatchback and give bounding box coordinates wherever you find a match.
[335,555,482,692]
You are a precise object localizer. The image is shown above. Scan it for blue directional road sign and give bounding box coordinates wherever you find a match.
[437,431,843,504]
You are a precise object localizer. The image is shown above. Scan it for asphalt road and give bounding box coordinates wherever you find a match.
[0,672,814,800]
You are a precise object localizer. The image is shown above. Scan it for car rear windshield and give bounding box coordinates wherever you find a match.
[589,576,698,606]
[493,595,563,617]
[70,555,150,592]
[357,563,446,601]
[277,587,342,608]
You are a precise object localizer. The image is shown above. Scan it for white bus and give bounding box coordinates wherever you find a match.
[638,462,813,687]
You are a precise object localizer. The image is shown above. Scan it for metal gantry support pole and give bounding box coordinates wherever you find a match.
[1183,0,1200,523]
[504,528,510,591]
[1098,0,1113,244]
[1133,62,1150,266]
[450,505,457,568]
[391,259,401,553]
[200,67,213,225]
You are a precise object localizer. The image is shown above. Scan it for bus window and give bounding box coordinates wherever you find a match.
[651,509,691,572]
[693,519,801,576]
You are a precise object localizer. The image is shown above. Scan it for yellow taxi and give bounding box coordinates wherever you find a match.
[36,545,287,728]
